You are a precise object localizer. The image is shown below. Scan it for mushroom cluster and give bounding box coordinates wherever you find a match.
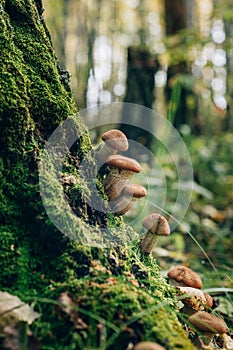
[97,129,147,216]
[167,265,229,348]
[96,129,231,349]
[97,130,171,254]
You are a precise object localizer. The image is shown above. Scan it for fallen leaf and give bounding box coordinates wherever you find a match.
[0,292,40,331]
[57,293,88,330]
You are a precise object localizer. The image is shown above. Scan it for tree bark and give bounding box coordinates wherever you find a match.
[0,1,196,349]
[164,0,200,133]
[120,46,158,162]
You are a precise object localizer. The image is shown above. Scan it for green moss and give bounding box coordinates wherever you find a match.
[29,273,195,350]
[0,227,18,288]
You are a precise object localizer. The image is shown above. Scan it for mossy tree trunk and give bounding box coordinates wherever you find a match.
[0,1,196,349]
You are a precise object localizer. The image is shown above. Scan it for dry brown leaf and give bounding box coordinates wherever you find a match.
[57,293,88,330]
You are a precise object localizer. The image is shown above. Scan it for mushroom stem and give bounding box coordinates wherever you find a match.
[103,169,134,201]
[139,214,170,254]
[96,144,118,163]
[139,231,158,254]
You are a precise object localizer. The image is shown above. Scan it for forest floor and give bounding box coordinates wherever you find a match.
[124,132,233,335]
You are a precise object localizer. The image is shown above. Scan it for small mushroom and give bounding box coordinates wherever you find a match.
[188,311,227,334]
[167,265,203,289]
[103,155,141,201]
[139,213,170,254]
[112,183,147,215]
[176,286,208,312]
[133,341,165,350]
[188,311,227,347]
[96,129,128,164]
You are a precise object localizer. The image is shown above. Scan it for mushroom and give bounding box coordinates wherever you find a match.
[96,129,128,164]
[139,213,170,254]
[188,311,227,347]
[112,183,147,215]
[203,293,213,309]
[176,286,208,314]
[103,155,142,201]
[167,265,202,289]
[188,311,227,334]
[133,341,165,350]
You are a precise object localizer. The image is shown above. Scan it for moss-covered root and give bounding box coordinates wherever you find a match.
[34,276,196,350]
[30,246,196,350]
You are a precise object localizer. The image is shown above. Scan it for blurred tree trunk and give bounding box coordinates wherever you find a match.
[224,19,233,131]
[164,0,187,35]
[0,1,196,349]
[120,46,158,162]
[165,0,200,133]
[43,0,69,69]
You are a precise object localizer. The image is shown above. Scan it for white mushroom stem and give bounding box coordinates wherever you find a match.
[198,332,229,349]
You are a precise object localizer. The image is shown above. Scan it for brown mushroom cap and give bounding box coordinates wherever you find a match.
[188,311,227,334]
[142,213,170,236]
[122,183,147,198]
[101,129,128,151]
[203,293,213,308]
[167,265,203,289]
[106,154,141,173]
[134,341,165,350]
